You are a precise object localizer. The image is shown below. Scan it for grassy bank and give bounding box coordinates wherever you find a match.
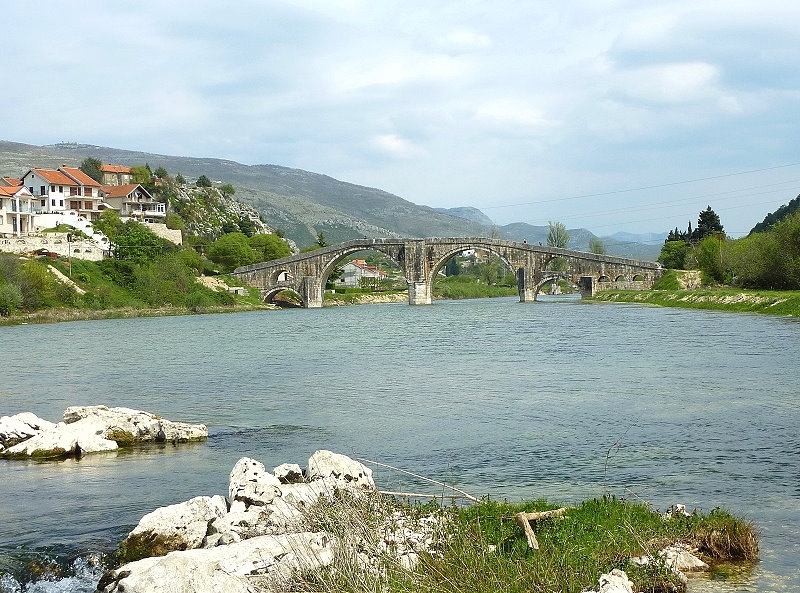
[434,276,519,299]
[591,288,800,316]
[0,302,277,326]
[304,493,757,593]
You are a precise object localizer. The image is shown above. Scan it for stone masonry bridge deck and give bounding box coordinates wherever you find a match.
[232,237,663,308]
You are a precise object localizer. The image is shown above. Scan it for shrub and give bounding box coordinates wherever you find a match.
[0,282,23,315]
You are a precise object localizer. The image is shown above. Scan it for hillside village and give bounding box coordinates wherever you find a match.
[0,163,181,258]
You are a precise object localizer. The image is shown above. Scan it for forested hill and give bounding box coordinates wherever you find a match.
[750,195,800,235]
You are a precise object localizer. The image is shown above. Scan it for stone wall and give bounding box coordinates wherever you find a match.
[0,233,105,261]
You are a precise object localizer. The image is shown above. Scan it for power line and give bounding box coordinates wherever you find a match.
[480,162,800,210]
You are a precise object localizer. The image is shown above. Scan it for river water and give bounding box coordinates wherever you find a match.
[0,296,798,592]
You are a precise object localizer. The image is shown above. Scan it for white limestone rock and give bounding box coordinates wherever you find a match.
[0,412,56,451]
[119,495,228,560]
[1,406,207,459]
[64,405,208,443]
[3,417,118,458]
[274,462,304,484]
[583,568,635,593]
[99,531,336,593]
[229,457,283,507]
[660,543,708,572]
[305,450,375,490]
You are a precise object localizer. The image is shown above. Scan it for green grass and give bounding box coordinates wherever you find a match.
[591,287,800,316]
[297,494,757,593]
[434,276,518,299]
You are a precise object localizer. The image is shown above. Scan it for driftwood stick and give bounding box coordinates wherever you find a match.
[379,490,472,500]
[515,507,570,550]
[357,457,481,503]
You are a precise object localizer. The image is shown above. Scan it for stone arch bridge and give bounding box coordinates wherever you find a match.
[232,237,663,308]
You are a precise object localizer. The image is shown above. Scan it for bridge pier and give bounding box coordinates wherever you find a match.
[578,276,596,298]
[300,276,324,308]
[517,267,537,302]
[408,281,431,305]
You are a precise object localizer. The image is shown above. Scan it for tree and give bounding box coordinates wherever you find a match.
[154,166,169,180]
[219,183,236,198]
[175,174,186,185]
[249,233,290,261]
[547,221,569,248]
[130,166,152,185]
[695,235,725,283]
[79,157,103,183]
[316,232,327,248]
[658,241,689,269]
[692,206,723,242]
[588,237,606,255]
[547,221,570,271]
[93,209,125,241]
[196,175,212,188]
[238,216,256,237]
[445,257,461,276]
[112,220,165,263]
[208,232,256,271]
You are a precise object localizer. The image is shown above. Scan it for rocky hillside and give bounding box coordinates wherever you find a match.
[160,183,271,241]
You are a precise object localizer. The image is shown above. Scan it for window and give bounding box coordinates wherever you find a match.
[50,185,55,192]
[84,201,92,210]
[85,188,92,197]
[51,199,56,206]
[40,186,45,195]
[41,199,46,207]
[59,200,64,206]
[70,187,78,196]
[59,186,63,192]
[70,201,81,210]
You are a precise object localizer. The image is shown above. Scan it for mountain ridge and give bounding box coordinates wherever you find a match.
[0,140,661,259]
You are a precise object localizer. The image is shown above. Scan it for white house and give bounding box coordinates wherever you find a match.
[101,184,166,222]
[337,259,388,288]
[20,166,104,220]
[0,185,35,236]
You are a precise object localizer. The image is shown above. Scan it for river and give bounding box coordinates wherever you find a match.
[1,296,798,592]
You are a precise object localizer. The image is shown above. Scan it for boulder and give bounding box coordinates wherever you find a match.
[3,417,118,458]
[584,569,635,593]
[118,495,228,562]
[99,532,336,593]
[0,412,56,451]
[660,543,708,572]
[1,406,208,459]
[229,457,282,507]
[305,450,375,489]
[274,462,304,484]
[64,405,208,444]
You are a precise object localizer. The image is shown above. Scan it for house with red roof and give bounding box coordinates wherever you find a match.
[100,164,133,186]
[336,259,388,288]
[20,166,104,220]
[100,183,166,222]
[0,185,35,236]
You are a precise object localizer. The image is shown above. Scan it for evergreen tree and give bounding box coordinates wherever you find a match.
[79,157,103,183]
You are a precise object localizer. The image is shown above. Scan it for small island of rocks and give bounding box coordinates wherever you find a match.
[0,405,207,459]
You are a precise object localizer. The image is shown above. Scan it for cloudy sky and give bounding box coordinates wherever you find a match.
[3,1,799,238]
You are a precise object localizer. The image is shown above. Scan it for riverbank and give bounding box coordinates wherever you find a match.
[0,302,277,326]
[589,288,800,316]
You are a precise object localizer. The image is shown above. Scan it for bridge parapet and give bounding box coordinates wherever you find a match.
[232,237,662,308]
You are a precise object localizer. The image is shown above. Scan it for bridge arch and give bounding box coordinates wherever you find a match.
[427,245,516,303]
[318,246,405,289]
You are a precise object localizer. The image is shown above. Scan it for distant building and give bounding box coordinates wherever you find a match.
[101,184,166,222]
[100,164,133,186]
[337,259,387,288]
[0,185,35,236]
